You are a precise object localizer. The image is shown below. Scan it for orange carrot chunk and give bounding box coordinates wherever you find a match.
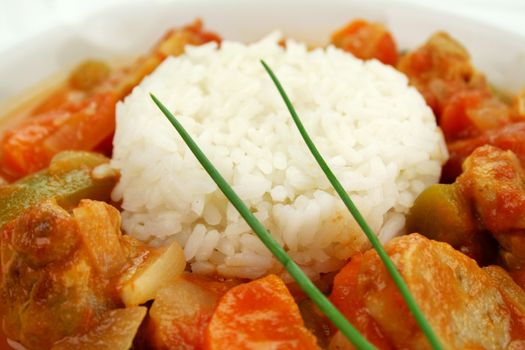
[1,92,116,179]
[205,274,320,350]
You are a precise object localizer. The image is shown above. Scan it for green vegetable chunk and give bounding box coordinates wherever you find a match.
[0,151,117,229]
[407,184,478,253]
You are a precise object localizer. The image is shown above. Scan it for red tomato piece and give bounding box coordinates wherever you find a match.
[441,89,511,141]
[205,274,320,350]
[440,89,488,140]
[442,122,525,182]
[396,32,485,117]
[331,19,398,65]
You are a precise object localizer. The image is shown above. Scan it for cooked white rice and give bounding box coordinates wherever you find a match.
[111,33,447,279]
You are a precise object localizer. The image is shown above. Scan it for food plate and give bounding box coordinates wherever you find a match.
[1,0,525,349]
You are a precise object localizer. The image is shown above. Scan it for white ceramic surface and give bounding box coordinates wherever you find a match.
[2,0,524,52]
[1,0,524,100]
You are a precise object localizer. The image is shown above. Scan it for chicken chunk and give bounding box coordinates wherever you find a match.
[459,145,525,233]
[458,145,525,269]
[329,234,525,349]
[1,200,122,349]
[410,145,525,269]
[0,199,169,349]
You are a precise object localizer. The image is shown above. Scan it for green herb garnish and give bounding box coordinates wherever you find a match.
[150,93,376,350]
[260,59,443,350]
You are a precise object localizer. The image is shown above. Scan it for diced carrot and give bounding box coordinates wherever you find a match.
[205,274,320,350]
[1,92,116,179]
[331,19,398,65]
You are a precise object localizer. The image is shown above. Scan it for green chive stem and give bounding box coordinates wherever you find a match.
[260,59,443,350]
[150,93,376,350]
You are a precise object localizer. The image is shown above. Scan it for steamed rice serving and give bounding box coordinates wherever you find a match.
[111,33,447,279]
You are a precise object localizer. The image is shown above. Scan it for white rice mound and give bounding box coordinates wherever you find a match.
[111,33,448,280]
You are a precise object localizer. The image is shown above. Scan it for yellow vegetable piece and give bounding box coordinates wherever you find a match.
[74,200,127,277]
[119,241,186,306]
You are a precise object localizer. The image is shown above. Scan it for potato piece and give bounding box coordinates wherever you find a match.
[119,241,186,306]
[51,306,146,350]
[146,276,223,349]
[330,234,521,349]
[74,200,127,277]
